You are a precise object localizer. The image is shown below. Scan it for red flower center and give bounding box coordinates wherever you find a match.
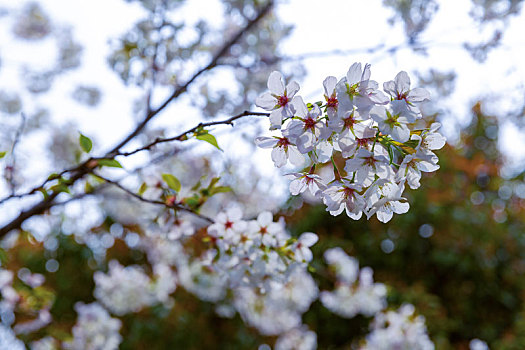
[364,156,376,166]
[277,137,291,147]
[344,115,356,129]
[396,92,408,101]
[326,96,338,109]
[304,117,316,130]
[343,187,355,198]
[357,138,370,147]
[277,95,289,107]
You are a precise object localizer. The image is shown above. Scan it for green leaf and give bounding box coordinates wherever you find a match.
[182,195,201,209]
[50,184,70,194]
[210,186,232,195]
[79,133,92,153]
[162,173,181,192]
[0,247,7,265]
[0,151,6,159]
[47,173,60,181]
[196,132,222,151]
[98,159,123,168]
[208,177,220,189]
[138,182,148,196]
[85,181,94,194]
[38,188,49,199]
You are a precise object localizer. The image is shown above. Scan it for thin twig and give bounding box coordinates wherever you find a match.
[0,110,268,206]
[5,113,26,194]
[94,173,214,223]
[116,110,269,157]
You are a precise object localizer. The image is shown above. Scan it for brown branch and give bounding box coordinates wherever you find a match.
[0,1,273,238]
[0,110,268,206]
[105,0,274,158]
[94,174,214,224]
[116,110,269,157]
[5,113,26,194]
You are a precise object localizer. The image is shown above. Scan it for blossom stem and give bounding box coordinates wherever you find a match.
[330,156,342,181]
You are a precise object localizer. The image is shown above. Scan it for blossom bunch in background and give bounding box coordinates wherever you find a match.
[320,247,387,318]
[361,304,434,350]
[206,208,318,291]
[256,64,446,222]
[93,260,177,315]
[66,302,122,350]
[140,209,320,336]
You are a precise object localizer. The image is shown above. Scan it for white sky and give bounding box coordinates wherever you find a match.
[1,0,525,225]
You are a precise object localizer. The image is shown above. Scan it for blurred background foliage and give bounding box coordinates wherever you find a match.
[3,102,525,349]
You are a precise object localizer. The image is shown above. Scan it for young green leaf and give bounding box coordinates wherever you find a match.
[0,151,6,159]
[38,188,49,200]
[79,133,93,153]
[162,173,181,192]
[138,182,148,196]
[196,132,222,151]
[208,177,220,189]
[210,186,232,195]
[98,159,123,168]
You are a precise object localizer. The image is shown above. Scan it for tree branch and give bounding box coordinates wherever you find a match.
[0,1,273,238]
[94,174,214,224]
[116,110,269,157]
[105,0,274,158]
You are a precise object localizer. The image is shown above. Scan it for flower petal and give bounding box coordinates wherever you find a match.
[255,93,276,110]
[267,71,285,95]
[286,80,300,98]
[299,232,318,247]
[394,71,411,94]
[255,136,278,149]
[346,62,362,85]
[408,87,430,102]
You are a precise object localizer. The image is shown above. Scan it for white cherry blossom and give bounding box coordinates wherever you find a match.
[286,172,326,196]
[284,97,328,154]
[413,122,447,156]
[255,136,304,168]
[383,71,430,106]
[255,63,444,223]
[396,152,440,189]
[323,180,365,219]
[337,124,377,158]
[370,100,418,143]
[256,71,300,129]
[292,232,318,263]
[336,62,388,118]
[323,75,338,119]
[365,180,410,223]
[344,148,393,187]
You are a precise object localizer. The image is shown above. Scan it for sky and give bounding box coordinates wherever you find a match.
[1,0,525,226]
[1,0,523,158]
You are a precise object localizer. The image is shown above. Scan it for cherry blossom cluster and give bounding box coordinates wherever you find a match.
[0,323,25,350]
[361,304,434,350]
[320,247,387,318]
[233,268,318,335]
[255,64,446,222]
[0,267,51,335]
[0,268,18,322]
[65,302,122,350]
[274,325,317,350]
[93,260,177,316]
[30,336,58,350]
[140,210,319,335]
[206,208,318,290]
